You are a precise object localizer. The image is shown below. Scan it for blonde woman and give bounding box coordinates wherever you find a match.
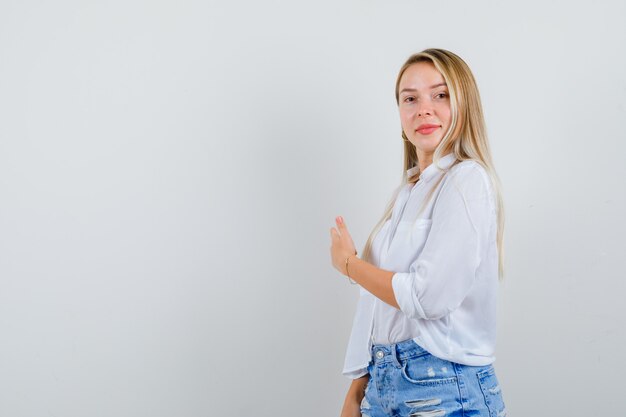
[330,49,507,417]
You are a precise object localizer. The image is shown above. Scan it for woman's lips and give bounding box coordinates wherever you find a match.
[416,124,440,135]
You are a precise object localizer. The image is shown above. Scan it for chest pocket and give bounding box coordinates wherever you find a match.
[385,218,433,271]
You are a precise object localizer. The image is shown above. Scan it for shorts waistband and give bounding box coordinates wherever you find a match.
[370,338,429,365]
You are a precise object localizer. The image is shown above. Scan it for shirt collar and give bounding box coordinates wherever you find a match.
[406,153,457,182]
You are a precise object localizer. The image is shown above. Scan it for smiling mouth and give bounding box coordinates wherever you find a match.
[416,125,440,135]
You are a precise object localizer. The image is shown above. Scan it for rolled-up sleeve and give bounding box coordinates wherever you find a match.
[391,164,496,320]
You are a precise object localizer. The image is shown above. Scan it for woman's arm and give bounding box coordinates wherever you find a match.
[330,216,399,309]
[344,254,398,309]
[339,374,369,417]
[391,165,496,320]
[330,164,495,317]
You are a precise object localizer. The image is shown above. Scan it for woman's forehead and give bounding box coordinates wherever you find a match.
[399,63,446,92]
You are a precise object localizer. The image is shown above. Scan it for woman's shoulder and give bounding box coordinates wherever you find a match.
[450,158,483,173]
[446,159,494,195]
[448,158,485,177]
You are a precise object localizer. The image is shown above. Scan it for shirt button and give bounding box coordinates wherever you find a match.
[375,350,384,359]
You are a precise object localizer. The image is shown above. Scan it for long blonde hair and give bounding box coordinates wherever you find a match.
[361,48,506,278]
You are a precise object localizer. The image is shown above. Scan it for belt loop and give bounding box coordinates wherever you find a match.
[390,343,402,368]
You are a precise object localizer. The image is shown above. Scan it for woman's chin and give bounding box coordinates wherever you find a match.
[409,139,442,156]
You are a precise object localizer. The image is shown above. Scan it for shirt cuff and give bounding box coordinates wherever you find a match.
[392,272,426,320]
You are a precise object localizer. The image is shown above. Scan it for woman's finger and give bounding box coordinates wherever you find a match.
[334,217,356,254]
[337,217,350,237]
[336,216,345,228]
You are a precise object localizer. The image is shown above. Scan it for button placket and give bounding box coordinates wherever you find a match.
[386,186,415,251]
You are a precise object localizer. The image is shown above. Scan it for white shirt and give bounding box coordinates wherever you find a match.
[342,153,499,379]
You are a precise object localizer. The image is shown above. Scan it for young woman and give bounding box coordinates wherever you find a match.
[330,49,507,417]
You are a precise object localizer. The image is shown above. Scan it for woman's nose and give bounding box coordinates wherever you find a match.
[417,101,433,117]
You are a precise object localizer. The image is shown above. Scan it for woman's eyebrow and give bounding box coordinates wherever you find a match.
[399,83,448,94]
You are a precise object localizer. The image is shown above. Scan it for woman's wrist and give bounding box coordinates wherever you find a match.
[344,253,358,277]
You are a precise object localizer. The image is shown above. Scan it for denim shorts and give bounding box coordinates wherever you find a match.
[360,339,506,417]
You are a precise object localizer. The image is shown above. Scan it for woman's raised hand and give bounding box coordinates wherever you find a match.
[330,216,358,275]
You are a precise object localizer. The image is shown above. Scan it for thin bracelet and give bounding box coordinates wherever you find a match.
[345,251,358,285]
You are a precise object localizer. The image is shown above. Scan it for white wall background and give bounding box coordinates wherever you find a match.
[1,1,624,416]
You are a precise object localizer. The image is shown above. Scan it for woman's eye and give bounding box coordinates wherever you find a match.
[435,92,448,99]
[404,96,415,103]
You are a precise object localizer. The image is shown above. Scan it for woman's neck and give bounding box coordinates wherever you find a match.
[417,152,434,174]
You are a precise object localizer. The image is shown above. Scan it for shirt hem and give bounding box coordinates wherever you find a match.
[342,363,370,379]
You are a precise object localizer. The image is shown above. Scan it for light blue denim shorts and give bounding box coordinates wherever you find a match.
[360,339,506,417]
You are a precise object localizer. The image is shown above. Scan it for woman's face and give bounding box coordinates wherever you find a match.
[398,62,452,158]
